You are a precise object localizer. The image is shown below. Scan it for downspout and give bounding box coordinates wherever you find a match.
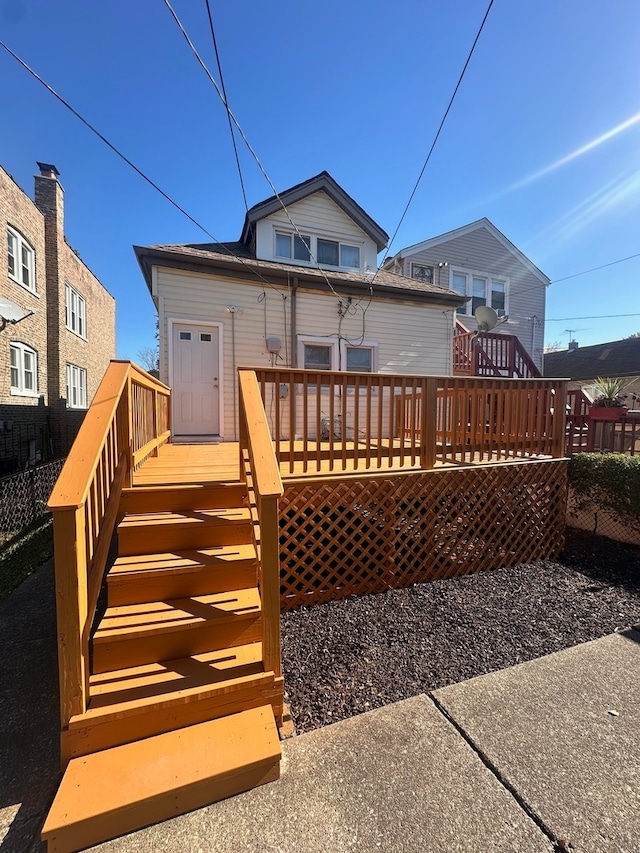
[291,277,299,367]
[226,305,240,439]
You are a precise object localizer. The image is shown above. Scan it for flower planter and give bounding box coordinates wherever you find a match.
[588,406,628,422]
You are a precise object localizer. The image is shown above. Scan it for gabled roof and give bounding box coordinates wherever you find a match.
[239,171,389,252]
[385,218,549,285]
[133,241,466,308]
[544,337,640,381]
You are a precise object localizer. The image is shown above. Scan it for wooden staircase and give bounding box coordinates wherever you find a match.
[43,364,284,852]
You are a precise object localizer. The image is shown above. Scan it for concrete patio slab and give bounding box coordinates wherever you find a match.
[89,694,552,853]
[434,629,640,853]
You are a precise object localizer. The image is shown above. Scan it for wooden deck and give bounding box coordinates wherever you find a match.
[133,442,242,486]
[133,440,556,487]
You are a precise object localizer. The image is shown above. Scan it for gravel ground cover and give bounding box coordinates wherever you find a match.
[281,528,640,734]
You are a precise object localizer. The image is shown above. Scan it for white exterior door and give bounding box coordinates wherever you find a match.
[172,323,220,436]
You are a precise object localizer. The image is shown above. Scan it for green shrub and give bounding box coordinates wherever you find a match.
[567,453,640,531]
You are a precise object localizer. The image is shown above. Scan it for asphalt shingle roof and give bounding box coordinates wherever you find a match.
[544,337,640,380]
[139,241,466,304]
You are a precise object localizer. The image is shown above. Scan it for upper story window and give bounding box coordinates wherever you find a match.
[10,342,38,396]
[65,283,87,338]
[275,232,311,262]
[451,270,508,317]
[411,263,434,284]
[276,231,361,271]
[66,363,88,409]
[7,227,35,292]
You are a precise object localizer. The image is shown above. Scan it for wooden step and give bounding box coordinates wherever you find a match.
[63,645,284,761]
[92,587,262,673]
[117,507,253,557]
[107,544,258,606]
[43,705,280,853]
[120,482,246,515]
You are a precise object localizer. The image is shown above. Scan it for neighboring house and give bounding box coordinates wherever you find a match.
[544,337,640,406]
[135,171,465,441]
[382,218,549,373]
[0,162,116,470]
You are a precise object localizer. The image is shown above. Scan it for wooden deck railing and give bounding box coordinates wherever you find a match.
[238,369,284,678]
[48,361,171,730]
[251,368,567,475]
[453,328,541,378]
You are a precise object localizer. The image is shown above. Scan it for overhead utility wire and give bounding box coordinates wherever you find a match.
[204,0,248,211]
[0,39,291,299]
[162,0,352,306]
[512,250,640,301]
[546,312,640,322]
[373,0,495,282]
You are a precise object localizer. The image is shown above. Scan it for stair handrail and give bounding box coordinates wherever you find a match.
[237,369,284,679]
[48,360,171,732]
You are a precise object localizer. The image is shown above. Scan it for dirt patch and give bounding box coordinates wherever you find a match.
[281,528,640,734]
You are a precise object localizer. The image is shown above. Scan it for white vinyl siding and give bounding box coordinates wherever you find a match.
[7,226,35,292]
[65,283,87,338]
[66,363,88,408]
[155,267,452,439]
[10,342,38,396]
[256,190,379,272]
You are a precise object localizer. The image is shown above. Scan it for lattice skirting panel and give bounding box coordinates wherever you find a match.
[279,459,567,610]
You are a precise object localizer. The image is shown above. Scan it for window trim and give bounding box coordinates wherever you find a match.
[65,282,87,339]
[450,268,509,317]
[339,339,379,374]
[297,335,339,372]
[66,362,88,409]
[10,342,38,397]
[7,226,36,293]
[275,229,362,272]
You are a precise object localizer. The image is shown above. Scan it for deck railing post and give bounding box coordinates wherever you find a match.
[420,377,437,470]
[551,382,568,458]
[260,494,282,679]
[117,385,133,488]
[53,505,89,730]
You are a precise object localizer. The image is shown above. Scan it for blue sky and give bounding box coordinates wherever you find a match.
[1,0,639,359]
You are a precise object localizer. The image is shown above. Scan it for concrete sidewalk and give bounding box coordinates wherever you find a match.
[1,559,639,853]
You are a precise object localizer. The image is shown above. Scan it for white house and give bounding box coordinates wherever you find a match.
[135,172,465,441]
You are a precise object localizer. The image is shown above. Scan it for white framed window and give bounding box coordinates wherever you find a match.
[66,363,88,408]
[275,230,361,271]
[451,269,508,317]
[65,283,87,338]
[340,340,378,373]
[10,342,38,396]
[275,231,311,262]
[298,336,339,372]
[7,226,35,292]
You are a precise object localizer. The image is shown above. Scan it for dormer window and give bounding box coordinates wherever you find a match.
[275,230,361,270]
[275,232,311,262]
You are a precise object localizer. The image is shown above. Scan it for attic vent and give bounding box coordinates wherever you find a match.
[598,348,611,360]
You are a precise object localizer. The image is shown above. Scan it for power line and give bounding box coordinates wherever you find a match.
[375,0,495,279]
[550,252,640,284]
[546,312,640,322]
[204,0,248,211]
[0,38,292,300]
[162,0,352,306]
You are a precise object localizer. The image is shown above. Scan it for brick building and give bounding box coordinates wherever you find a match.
[0,162,115,472]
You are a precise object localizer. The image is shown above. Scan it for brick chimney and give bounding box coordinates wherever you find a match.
[568,340,579,352]
[34,162,64,405]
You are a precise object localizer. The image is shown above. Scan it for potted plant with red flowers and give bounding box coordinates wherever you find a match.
[588,377,629,422]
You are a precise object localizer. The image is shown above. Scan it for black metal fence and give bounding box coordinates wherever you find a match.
[0,459,66,532]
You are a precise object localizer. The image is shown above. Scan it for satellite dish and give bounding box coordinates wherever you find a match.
[474,305,498,333]
[0,297,27,324]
